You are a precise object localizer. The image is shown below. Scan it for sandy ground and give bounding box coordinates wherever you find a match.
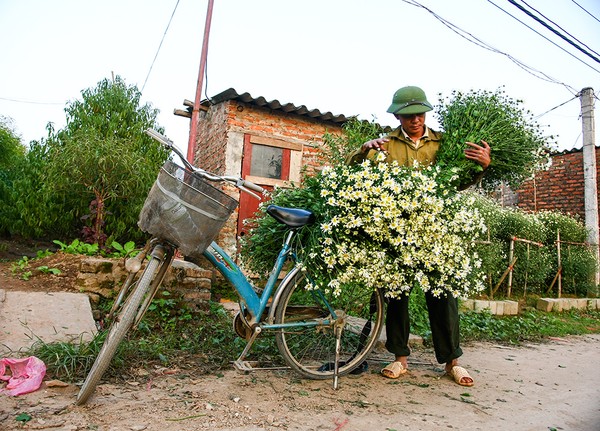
[1,334,599,431]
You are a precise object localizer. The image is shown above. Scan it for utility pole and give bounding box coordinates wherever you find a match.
[581,87,599,288]
[187,0,214,162]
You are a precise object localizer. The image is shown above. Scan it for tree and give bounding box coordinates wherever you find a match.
[2,75,169,244]
[0,117,27,236]
[46,75,170,245]
[0,116,25,168]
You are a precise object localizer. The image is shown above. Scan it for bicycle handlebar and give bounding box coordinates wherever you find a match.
[145,129,266,200]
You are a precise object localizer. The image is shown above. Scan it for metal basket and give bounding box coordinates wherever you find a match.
[139,160,238,257]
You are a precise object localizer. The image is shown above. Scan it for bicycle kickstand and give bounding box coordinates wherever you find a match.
[233,326,261,373]
[333,325,342,390]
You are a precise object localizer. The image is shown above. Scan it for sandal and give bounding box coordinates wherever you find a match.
[446,365,474,387]
[381,361,407,379]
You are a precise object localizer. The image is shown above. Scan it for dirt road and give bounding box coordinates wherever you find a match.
[1,334,599,431]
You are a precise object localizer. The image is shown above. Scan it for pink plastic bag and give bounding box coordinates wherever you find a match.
[0,356,46,396]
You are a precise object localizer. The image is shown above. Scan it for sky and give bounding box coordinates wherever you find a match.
[1,0,599,155]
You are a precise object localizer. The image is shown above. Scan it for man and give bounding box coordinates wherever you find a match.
[346,86,491,386]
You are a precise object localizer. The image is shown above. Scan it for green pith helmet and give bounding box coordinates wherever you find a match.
[386,86,433,115]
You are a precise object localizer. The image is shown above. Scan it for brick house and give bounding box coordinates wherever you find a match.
[191,88,348,259]
[512,146,598,225]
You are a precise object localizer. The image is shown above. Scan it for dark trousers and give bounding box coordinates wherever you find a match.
[385,291,463,364]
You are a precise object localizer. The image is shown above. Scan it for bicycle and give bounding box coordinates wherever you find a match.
[75,129,385,405]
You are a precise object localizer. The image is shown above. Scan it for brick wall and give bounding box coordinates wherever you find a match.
[515,147,598,223]
[194,99,343,261]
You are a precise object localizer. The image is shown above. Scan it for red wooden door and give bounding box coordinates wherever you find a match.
[238,135,292,238]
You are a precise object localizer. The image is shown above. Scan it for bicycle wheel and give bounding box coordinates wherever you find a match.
[76,255,162,405]
[274,269,385,379]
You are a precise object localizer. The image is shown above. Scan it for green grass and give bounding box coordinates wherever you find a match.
[459,308,600,344]
[27,293,600,383]
[29,297,278,382]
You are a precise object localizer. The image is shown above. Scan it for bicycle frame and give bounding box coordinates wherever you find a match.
[202,232,337,331]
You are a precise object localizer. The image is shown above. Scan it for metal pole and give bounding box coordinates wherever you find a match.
[581,87,599,288]
[187,0,215,162]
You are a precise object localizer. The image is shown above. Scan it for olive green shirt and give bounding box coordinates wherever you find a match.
[345,126,485,189]
[345,126,443,167]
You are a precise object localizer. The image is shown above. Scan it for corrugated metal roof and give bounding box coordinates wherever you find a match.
[201,88,350,124]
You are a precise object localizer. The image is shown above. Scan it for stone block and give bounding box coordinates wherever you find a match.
[551,299,563,312]
[495,301,505,315]
[80,257,114,274]
[172,259,212,278]
[536,298,555,312]
[473,300,491,312]
[459,299,474,312]
[503,300,519,315]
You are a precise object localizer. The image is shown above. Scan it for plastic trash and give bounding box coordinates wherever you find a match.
[0,356,46,396]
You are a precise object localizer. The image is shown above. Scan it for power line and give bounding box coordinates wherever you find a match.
[0,96,64,106]
[487,0,600,75]
[400,0,578,94]
[518,0,600,58]
[534,95,578,119]
[507,0,600,64]
[141,0,180,93]
[570,0,600,24]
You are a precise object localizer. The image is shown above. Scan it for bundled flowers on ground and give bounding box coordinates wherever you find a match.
[435,88,554,190]
[241,152,487,299]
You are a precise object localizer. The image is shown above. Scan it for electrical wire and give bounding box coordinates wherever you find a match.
[0,96,64,105]
[570,0,600,24]
[517,0,600,58]
[400,0,578,94]
[141,0,180,93]
[487,0,600,75]
[507,0,600,64]
[533,95,579,119]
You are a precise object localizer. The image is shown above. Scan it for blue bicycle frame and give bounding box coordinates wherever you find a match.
[202,234,337,331]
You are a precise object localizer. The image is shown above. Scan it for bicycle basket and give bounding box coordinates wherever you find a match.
[139,160,238,257]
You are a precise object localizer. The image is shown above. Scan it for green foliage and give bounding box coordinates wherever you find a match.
[2,134,65,238]
[408,289,431,338]
[240,176,324,277]
[53,239,99,255]
[460,308,600,343]
[10,250,56,279]
[0,117,27,235]
[143,291,193,332]
[435,88,555,191]
[29,333,103,380]
[15,413,32,423]
[108,240,137,258]
[0,116,25,168]
[0,75,169,243]
[321,117,385,165]
[37,265,62,275]
[469,192,596,296]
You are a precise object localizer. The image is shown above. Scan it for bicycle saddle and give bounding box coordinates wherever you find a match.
[266,205,316,228]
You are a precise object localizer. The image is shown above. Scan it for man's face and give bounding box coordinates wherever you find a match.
[395,113,426,136]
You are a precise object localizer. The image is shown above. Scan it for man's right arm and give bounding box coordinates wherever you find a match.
[345,137,389,165]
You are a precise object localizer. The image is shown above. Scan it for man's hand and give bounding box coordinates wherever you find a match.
[464,140,491,169]
[361,137,389,153]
